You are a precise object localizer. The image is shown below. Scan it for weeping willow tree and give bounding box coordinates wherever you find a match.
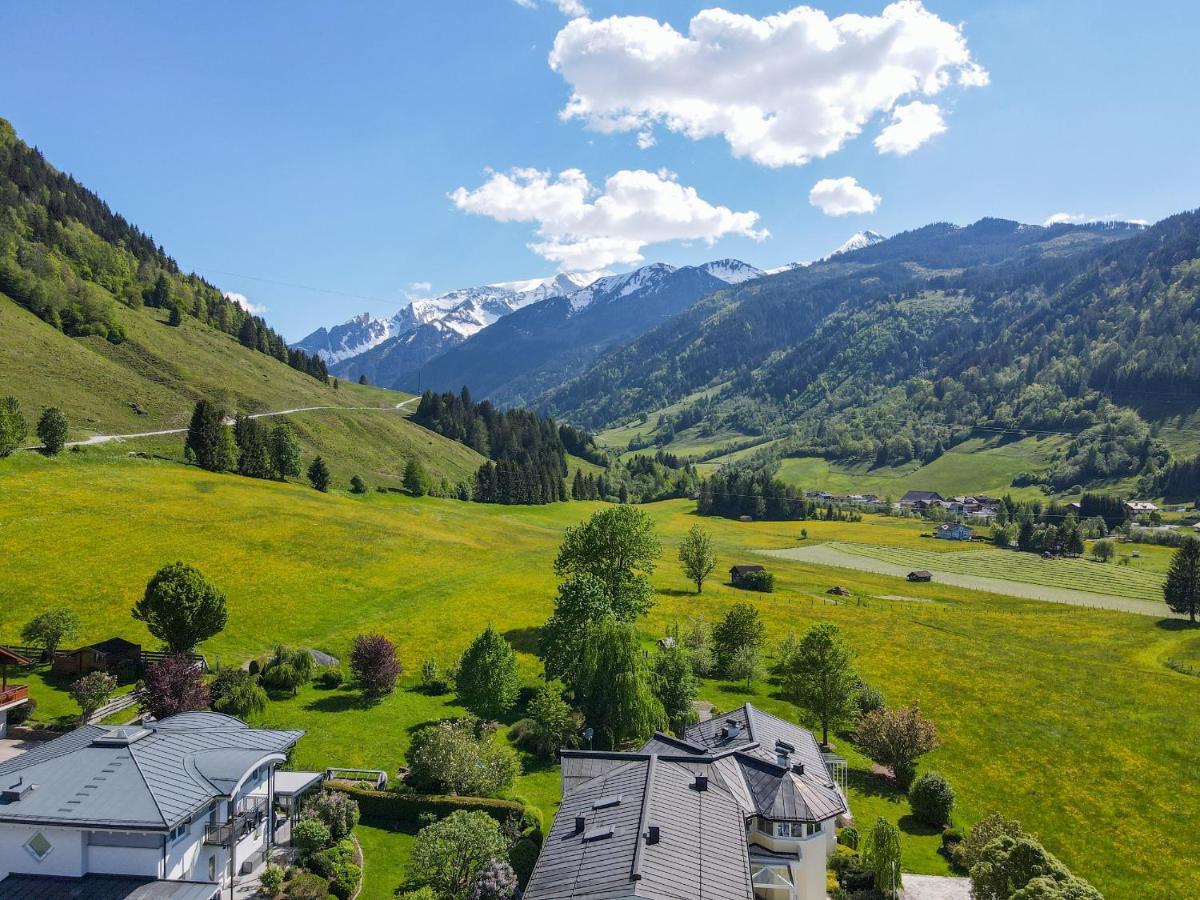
[865,817,903,898]
[576,617,665,749]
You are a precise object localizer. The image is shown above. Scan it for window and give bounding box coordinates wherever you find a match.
[208,855,217,882]
[774,820,822,839]
[168,823,188,844]
[25,831,53,861]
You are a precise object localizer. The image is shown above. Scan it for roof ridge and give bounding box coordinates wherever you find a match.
[124,739,169,828]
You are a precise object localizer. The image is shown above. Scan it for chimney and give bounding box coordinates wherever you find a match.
[792,762,805,776]
[694,774,708,792]
[647,825,660,845]
[575,816,587,833]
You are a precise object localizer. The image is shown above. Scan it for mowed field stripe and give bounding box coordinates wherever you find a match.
[763,542,1177,618]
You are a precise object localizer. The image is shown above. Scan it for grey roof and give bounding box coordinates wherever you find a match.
[900,490,943,502]
[524,754,754,900]
[0,873,218,899]
[0,712,301,830]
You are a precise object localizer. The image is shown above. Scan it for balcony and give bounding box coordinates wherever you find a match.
[0,684,29,708]
[205,795,269,846]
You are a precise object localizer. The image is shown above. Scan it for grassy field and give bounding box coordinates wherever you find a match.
[774,435,1069,500]
[1,455,1198,897]
[788,541,1166,603]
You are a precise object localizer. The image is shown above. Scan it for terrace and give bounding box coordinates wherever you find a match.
[205,794,269,846]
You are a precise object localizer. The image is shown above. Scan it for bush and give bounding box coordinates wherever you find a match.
[908,771,955,827]
[952,812,1023,872]
[941,827,964,850]
[350,633,402,699]
[508,834,542,888]
[317,668,345,689]
[828,844,859,877]
[210,668,268,719]
[259,645,314,697]
[305,791,360,842]
[854,682,886,718]
[419,657,448,694]
[734,569,775,592]
[325,782,525,827]
[329,861,360,900]
[285,872,329,900]
[292,817,332,856]
[7,697,36,726]
[837,826,859,850]
[349,474,367,494]
[407,718,520,797]
[259,862,285,895]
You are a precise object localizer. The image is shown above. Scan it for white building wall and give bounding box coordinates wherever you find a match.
[0,823,86,881]
[85,842,161,878]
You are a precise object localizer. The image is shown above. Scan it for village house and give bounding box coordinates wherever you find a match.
[898,490,943,511]
[1125,500,1159,515]
[0,712,325,898]
[935,523,974,541]
[523,704,848,900]
[51,637,142,679]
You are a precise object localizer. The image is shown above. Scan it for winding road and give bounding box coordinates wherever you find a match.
[22,396,420,450]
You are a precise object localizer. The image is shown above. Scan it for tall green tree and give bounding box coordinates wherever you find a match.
[210,668,268,719]
[779,623,858,747]
[404,459,429,496]
[307,456,331,492]
[455,626,520,720]
[864,816,903,897]
[21,607,81,658]
[233,415,271,478]
[184,399,234,472]
[132,562,228,654]
[36,407,68,455]
[0,396,28,457]
[268,423,301,479]
[577,618,665,748]
[712,602,765,676]
[651,644,698,734]
[405,810,510,900]
[677,525,716,593]
[554,506,661,618]
[539,574,613,688]
[1164,536,1200,622]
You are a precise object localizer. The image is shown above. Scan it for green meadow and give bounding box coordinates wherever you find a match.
[0,452,1197,898]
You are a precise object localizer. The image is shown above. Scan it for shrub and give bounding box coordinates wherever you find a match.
[854,701,939,789]
[828,844,859,877]
[306,791,360,842]
[259,862,285,895]
[317,668,345,689]
[735,569,775,592]
[139,656,210,720]
[292,817,332,856]
[455,626,520,720]
[349,474,367,494]
[468,859,518,900]
[508,683,580,760]
[323,782,524,826]
[406,810,509,900]
[407,718,520,797]
[420,658,448,694]
[941,827,964,850]
[908,771,955,827]
[259,645,315,697]
[285,872,329,900]
[7,697,35,726]
[952,812,1023,872]
[350,633,402,699]
[397,890,439,900]
[508,833,541,887]
[329,861,360,900]
[210,668,268,719]
[837,826,859,850]
[854,681,886,718]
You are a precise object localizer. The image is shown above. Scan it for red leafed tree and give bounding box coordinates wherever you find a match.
[140,656,210,720]
[350,633,402,700]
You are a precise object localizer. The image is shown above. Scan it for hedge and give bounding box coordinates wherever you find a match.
[325,782,526,827]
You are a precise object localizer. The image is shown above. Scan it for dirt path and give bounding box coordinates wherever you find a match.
[23,396,420,450]
[762,543,1180,619]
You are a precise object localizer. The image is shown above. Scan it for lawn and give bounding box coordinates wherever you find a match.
[356,820,416,900]
[1,455,1198,898]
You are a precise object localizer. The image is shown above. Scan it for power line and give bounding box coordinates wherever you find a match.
[196,266,403,308]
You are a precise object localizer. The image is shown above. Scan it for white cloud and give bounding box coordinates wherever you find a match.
[407,281,433,293]
[223,291,268,315]
[1044,212,1149,226]
[549,2,986,167]
[809,177,881,216]
[874,101,946,155]
[636,130,657,150]
[450,166,768,270]
[513,0,587,18]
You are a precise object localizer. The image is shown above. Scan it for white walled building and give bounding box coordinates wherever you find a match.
[524,704,849,900]
[0,712,307,899]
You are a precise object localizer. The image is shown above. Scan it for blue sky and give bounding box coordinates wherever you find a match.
[3,1,1198,339]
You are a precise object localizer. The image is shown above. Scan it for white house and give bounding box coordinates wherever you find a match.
[523,704,849,900]
[0,648,31,740]
[0,711,322,899]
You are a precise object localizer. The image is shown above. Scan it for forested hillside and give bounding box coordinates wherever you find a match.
[544,214,1200,492]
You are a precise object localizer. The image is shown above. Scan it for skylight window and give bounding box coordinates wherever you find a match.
[25,831,53,861]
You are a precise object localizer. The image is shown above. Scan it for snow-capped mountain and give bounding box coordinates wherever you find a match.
[765,230,888,274]
[699,258,765,284]
[294,272,598,365]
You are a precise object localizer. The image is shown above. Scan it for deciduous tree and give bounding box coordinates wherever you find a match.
[539,574,613,689]
[554,506,661,618]
[36,407,68,454]
[69,671,116,723]
[407,718,520,797]
[864,816,902,897]
[209,668,268,719]
[712,602,765,677]
[349,633,401,699]
[455,626,520,720]
[576,618,665,749]
[855,701,939,789]
[405,810,510,900]
[677,525,716,594]
[21,607,81,658]
[140,656,210,720]
[778,623,858,747]
[0,396,27,458]
[651,644,698,734]
[132,562,228,654]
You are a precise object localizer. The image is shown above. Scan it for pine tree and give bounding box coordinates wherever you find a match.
[307,456,331,492]
[238,316,258,348]
[1164,537,1200,623]
[36,407,68,455]
[167,304,183,326]
[184,400,234,472]
[233,416,271,478]
[268,424,301,479]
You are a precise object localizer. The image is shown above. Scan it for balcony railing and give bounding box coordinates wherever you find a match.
[0,685,29,707]
[204,795,269,846]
